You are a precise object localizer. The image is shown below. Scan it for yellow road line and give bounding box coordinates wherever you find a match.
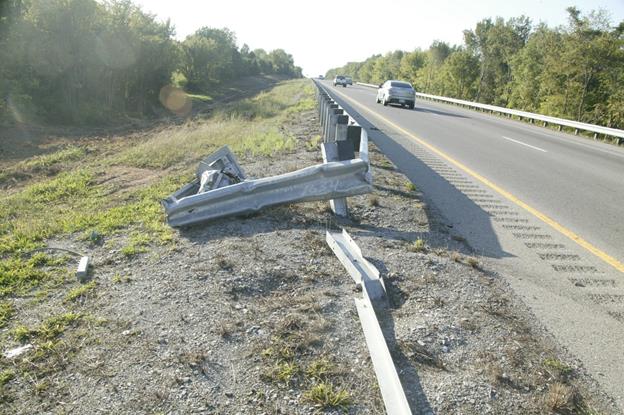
[330,86,624,274]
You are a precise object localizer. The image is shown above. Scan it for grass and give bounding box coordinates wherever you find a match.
[111,80,312,170]
[405,181,417,192]
[11,312,80,344]
[408,238,427,253]
[120,233,152,257]
[305,134,321,151]
[466,257,479,268]
[64,280,97,302]
[544,382,575,413]
[543,358,574,379]
[0,369,14,386]
[0,302,14,328]
[0,78,318,404]
[267,361,299,384]
[305,357,336,380]
[259,310,352,410]
[36,313,81,341]
[0,254,66,297]
[0,146,86,186]
[303,382,351,409]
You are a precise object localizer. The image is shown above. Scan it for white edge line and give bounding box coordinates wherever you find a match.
[502,136,547,153]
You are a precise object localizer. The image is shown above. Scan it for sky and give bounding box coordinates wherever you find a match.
[132,0,624,77]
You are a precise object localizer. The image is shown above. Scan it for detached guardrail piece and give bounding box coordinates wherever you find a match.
[355,294,413,415]
[162,146,372,227]
[325,227,411,414]
[325,229,386,301]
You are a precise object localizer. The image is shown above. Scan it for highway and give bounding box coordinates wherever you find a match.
[320,81,624,408]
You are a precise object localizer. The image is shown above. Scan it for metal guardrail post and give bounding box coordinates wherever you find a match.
[324,104,339,142]
[320,96,329,127]
[327,108,344,142]
[347,125,362,152]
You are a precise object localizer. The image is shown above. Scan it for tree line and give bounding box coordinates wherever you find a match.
[326,8,624,129]
[0,0,302,125]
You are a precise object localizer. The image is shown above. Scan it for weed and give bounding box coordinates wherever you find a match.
[401,339,445,369]
[121,233,151,257]
[368,195,380,207]
[37,313,81,341]
[0,255,57,297]
[306,134,322,151]
[405,181,417,192]
[0,370,15,386]
[466,257,479,268]
[408,239,427,253]
[65,280,97,302]
[112,273,131,284]
[303,382,351,409]
[543,358,574,379]
[269,362,299,384]
[11,325,32,342]
[261,343,295,362]
[433,296,445,307]
[0,301,14,328]
[544,382,575,413]
[305,357,335,380]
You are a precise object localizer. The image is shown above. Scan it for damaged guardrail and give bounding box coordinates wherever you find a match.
[326,228,412,415]
[162,81,373,226]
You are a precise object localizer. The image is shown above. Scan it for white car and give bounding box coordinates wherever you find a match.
[333,75,347,87]
[376,80,415,109]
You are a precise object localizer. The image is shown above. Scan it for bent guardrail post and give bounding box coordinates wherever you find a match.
[322,114,351,217]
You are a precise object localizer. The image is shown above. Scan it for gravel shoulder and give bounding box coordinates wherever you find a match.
[0,83,619,414]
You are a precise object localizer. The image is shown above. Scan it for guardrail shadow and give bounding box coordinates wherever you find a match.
[365,257,435,413]
[329,88,512,261]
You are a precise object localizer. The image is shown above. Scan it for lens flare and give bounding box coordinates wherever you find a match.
[159,85,192,116]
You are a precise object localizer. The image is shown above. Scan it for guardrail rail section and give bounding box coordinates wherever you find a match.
[356,82,624,144]
[315,80,413,415]
[162,84,373,226]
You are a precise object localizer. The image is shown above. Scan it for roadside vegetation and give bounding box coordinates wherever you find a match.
[0,79,315,405]
[326,7,624,130]
[0,0,302,126]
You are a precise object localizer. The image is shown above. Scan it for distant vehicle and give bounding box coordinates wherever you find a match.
[334,75,347,87]
[319,75,325,79]
[345,76,353,85]
[376,80,415,109]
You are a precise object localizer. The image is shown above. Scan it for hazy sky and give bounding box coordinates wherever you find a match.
[132,0,624,77]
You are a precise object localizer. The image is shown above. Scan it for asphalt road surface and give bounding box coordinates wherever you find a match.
[320,81,624,409]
